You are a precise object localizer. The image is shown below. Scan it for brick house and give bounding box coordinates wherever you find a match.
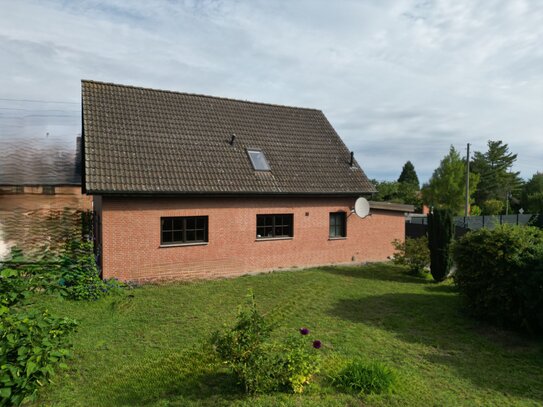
[82,80,413,282]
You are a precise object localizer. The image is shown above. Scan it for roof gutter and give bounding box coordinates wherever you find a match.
[85,190,375,198]
[369,201,415,213]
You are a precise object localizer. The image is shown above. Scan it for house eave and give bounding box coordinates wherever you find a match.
[85,190,376,199]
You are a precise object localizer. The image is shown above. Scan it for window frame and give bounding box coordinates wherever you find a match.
[160,216,208,246]
[329,211,347,238]
[247,148,271,171]
[256,214,294,239]
[42,185,55,195]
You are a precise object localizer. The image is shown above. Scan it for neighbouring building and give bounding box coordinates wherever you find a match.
[0,136,91,212]
[82,80,413,282]
[0,137,92,258]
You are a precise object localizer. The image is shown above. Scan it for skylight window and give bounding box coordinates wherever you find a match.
[247,149,270,171]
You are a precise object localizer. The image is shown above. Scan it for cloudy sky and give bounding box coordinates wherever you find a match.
[0,0,542,182]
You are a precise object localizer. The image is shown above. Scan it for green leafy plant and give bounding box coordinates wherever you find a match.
[453,225,543,333]
[427,208,454,281]
[331,359,396,396]
[0,308,77,406]
[0,261,78,405]
[210,292,320,394]
[59,239,123,301]
[277,333,320,393]
[481,199,504,215]
[391,237,430,276]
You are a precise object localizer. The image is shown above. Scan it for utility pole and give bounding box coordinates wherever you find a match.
[464,143,470,217]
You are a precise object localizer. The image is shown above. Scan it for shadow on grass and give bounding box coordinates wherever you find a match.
[328,293,543,403]
[93,349,245,406]
[423,284,457,294]
[320,263,432,284]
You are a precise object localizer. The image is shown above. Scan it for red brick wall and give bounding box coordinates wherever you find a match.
[98,196,405,282]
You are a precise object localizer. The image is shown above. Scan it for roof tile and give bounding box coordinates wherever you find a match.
[82,80,376,195]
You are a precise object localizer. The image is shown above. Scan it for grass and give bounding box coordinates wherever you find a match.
[34,263,543,406]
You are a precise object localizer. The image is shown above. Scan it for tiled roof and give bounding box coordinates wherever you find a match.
[82,80,376,195]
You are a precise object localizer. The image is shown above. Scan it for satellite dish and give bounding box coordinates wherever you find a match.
[354,197,370,218]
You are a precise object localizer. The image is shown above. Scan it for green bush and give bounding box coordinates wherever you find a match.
[0,262,77,405]
[331,359,396,396]
[428,209,454,281]
[481,199,504,215]
[211,292,320,394]
[453,225,543,332]
[59,240,123,301]
[391,237,430,276]
[0,309,77,406]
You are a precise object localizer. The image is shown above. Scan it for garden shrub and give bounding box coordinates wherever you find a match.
[427,208,454,281]
[0,263,77,405]
[331,359,396,396]
[211,292,320,394]
[391,237,430,276]
[481,199,504,215]
[0,309,77,406]
[453,225,543,333]
[59,239,123,301]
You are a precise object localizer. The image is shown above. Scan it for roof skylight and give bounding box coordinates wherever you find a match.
[247,149,270,171]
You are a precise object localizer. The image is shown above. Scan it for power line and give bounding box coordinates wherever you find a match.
[0,97,79,105]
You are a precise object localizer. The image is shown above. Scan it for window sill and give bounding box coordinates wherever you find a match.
[160,242,208,248]
[255,237,293,242]
[328,237,347,240]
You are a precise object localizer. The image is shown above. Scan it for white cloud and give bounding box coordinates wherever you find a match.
[0,0,542,181]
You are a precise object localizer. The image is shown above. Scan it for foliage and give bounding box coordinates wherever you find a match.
[371,180,402,203]
[0,308,77,406]
[521,172,543,213]
[471,140,523,208]
[422,146,479,215]
[391,237,430,276]
[371,180,422,211]
[211,291,320,394]
[59,240,123,301]
[397,161,420,188]
[427,209,454,282]
[470,205,482,216]
[0,258,78,405]
[481,199,504,215]
[331,359,396,396]
[453,225,543,332]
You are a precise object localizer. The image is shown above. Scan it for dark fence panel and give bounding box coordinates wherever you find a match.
[406,222,470,239]
[406,213,536,239]
[406,223,427,239]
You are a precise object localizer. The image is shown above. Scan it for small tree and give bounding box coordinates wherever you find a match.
[481,199,504,215]
[398,161,420,188]
[427,208,454,282]
[422,146,479,215]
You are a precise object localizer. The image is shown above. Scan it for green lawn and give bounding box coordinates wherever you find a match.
[35,263,543,406]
